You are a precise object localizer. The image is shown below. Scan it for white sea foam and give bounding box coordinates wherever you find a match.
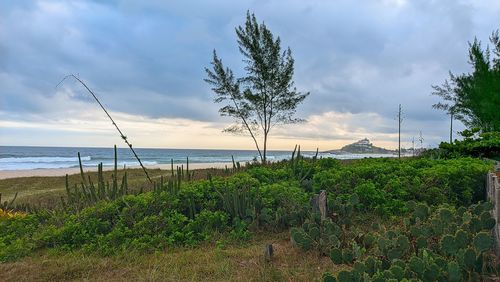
[0,159,159,171]
[99,161,159,167]
[0,156,91,163]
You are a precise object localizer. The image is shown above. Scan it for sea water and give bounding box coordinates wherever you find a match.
[0,146,395,171]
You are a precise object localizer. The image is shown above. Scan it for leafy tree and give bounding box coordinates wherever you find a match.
[432,30,500,133]
[205,12,309,163]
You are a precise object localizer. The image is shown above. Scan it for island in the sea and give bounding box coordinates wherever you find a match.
[324,138,399,154]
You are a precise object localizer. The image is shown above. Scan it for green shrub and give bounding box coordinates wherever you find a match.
[433,131,500,159]
[314,157,491,215]
[0,215,39,262]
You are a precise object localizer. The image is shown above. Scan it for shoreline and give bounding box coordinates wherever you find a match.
[0,162,234,180]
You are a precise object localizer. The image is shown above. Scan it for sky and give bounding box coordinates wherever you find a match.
[0,0,499,151]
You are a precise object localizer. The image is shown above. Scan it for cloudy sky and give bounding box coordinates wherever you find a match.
[1,0,499,150]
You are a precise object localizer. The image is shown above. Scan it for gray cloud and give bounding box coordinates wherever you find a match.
[0,0,498,147]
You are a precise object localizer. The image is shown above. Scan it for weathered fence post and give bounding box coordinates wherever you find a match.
[311,190,327,220]
[264,244,273,262]
[487,162,500,257]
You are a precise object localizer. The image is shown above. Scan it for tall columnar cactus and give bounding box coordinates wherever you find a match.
[64,145,128,210]
[210,177,258,223]
[289,145,319,182]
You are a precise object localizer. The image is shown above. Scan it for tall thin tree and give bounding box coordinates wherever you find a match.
[432,30,500,133]
[205,12,309,164]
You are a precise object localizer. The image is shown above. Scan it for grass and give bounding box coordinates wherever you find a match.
[0,169,163,208]
[0,167,233,209]
[0,232,339,282]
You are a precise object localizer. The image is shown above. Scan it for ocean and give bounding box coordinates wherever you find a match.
[0,146,396,171]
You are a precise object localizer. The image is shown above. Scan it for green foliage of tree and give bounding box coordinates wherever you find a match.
[436,130,500,160]
[432,30,500,132]
[205,12,309,163]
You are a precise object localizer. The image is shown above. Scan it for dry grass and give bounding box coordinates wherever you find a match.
[0,232,342,282]
[0,169,161,207]
[0,167,232,209]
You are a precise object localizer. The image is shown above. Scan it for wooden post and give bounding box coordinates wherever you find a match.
[264,244,273,262]
[319,190,327,220]
[495,176,500,225]
[311,190,327,220]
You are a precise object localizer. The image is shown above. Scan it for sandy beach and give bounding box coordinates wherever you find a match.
[0,162,234,180]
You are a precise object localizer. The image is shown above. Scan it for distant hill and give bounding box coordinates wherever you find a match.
[324,138,396,154]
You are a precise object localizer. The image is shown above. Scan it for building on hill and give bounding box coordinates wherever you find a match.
[342,138,373,153]
[324,138,395,154]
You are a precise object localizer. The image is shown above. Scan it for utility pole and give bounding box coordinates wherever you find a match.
[411,137,415,157]
[398,104,403,159]
[418,130,424,156]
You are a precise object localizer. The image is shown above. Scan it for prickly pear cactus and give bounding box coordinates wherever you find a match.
[330,248,343,264]
[473,231,493,252]
[440,234,457,256]
[320,201,497,281]
[291,214,347,255]
[322,272,336,282]
[413,203,429,221]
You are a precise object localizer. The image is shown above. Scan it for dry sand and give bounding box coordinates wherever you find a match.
[0,162,234,180]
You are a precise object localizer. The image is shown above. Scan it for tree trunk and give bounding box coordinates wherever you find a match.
[398,104,401,159]
[263,132,268,165]
[450,112,453,143]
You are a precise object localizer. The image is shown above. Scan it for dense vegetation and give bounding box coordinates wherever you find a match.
[1,153,495,282]
[424,130,500,161]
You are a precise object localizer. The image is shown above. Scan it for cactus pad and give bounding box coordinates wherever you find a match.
[473,232,493,252]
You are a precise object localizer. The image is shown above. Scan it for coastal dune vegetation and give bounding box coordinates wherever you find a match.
[1,141,499,281]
